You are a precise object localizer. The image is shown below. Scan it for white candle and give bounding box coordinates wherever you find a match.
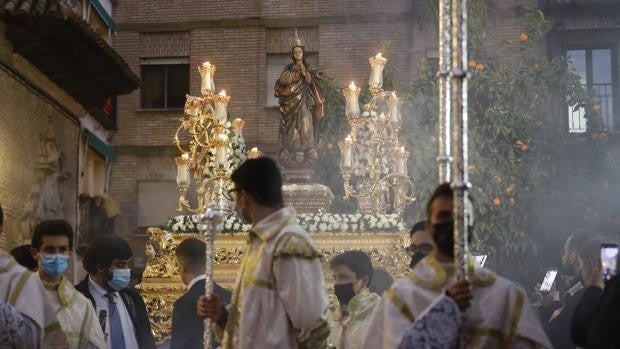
[369,52,387,89]
[175,153,191,186]
[199,61,216,95]
[343,81,361,118]
[390,92,400,124]
[394,146,408,176]
[339,135,354,168]
[215,133,229,166]
[233,118,245,137]
[214,90,230,123]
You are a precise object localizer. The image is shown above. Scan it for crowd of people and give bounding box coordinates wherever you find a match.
[0,156,619,348]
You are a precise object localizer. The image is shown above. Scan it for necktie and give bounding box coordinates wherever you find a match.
[106,292,127,349]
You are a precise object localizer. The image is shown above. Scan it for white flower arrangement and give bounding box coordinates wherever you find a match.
[165,212,406,234]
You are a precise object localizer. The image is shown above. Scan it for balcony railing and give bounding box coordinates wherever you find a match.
[541,0,620,5]
[569,83,615,133]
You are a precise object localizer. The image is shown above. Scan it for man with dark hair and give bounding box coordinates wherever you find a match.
[171,237,231,349]
[10,244,37,271]
[197,157,329,348]
[406,221,434,268]
[31,219,106,348]
[363,183,551,349]
[0,204,70,348]
[75,236,156,349]
[327,250,380,349]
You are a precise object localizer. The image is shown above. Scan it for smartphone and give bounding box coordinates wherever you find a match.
[540,268,558,292]
[601,243,619,281]
[474,254,488,267]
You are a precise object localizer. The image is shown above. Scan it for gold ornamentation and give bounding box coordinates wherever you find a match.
[140,229,409,343]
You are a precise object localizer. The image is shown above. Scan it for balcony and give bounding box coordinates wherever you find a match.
[569,83,616,133]
[540,0,620,12]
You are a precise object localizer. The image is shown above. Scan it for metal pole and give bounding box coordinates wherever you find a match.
[201,212,215,349]
[438,0,452,183]
[450,0,470,281]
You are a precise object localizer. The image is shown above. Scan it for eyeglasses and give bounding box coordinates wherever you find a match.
[404,243,433,257]
[227,188,239,201]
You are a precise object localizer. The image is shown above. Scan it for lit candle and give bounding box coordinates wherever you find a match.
[175,153,191,187]
[369,52,387,89]
[213,90,230,123]
[247,147,262,159]
[233,118,245,137]
[338,135,354,168]
[343,81,361,118]
[198,61,216,95]
[215,133,229,166]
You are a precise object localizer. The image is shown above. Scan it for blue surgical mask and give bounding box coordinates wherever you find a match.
[107,268,131,291]
[40,254,69,277]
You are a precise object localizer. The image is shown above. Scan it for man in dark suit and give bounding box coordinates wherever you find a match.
[171,238,231,349]
[75,236,156,349]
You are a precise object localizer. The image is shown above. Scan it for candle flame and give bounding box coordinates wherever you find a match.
[219,90,227,97]
[345,135,353,143]
[375,52,383,59]
[181,153,190,160]
[349,81,356,90]
[250,147,259,152]
[203,61,211,68]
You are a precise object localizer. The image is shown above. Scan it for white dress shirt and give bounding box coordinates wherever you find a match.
[187,274,206,290]
[88,276,139,349]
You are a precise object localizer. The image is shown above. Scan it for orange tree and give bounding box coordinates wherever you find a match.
[401,3,616,280]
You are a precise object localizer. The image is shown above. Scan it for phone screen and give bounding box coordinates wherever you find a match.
[601,243,619,281]
[540,269,558,292]
[474,254,487,267]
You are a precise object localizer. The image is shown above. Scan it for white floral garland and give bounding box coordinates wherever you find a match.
[165,212,406,234]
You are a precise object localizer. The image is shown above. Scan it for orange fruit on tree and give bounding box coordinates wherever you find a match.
[493,198,501,206]
[467,60,477,69]
[519,32,529,42]
[475,63,485,72]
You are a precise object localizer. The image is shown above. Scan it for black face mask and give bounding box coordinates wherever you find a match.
[334,283,356,306]
[432,221,473,258]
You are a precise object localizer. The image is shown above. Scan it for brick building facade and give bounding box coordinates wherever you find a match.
[110,0,620,259]
[0,0,138,261]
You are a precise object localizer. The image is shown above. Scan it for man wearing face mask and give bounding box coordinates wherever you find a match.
[362,183,551,348]
[327,250,380,349]
[406,221,434,269]
[31,220,107,348]
[197,157,329,349]
[75,236,156,349]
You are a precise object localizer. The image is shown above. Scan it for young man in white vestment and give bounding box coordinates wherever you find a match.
[197,157,330,349]
[327,250,381,349]
[362,183,552,349]
[0,203,70,348]
[31,219,107,348]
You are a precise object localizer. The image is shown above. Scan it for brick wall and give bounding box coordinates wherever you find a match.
[0,45,80,248]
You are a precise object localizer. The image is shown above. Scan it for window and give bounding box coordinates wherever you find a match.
[567,47,616,132]
[266,53,318,107]
[140,58,189,109]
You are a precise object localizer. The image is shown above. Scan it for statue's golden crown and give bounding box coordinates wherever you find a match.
[289,29,302,48]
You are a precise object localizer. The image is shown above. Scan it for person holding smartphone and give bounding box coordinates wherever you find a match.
[547,237,605,349]
[572,240,620,348]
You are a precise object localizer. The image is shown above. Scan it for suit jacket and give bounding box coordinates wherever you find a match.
[74,276,157,349]
[170,279,231,349]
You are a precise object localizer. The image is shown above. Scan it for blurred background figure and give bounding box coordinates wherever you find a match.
[369,268,394,295]
[9,244,37,271]
[405,221,433,269]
